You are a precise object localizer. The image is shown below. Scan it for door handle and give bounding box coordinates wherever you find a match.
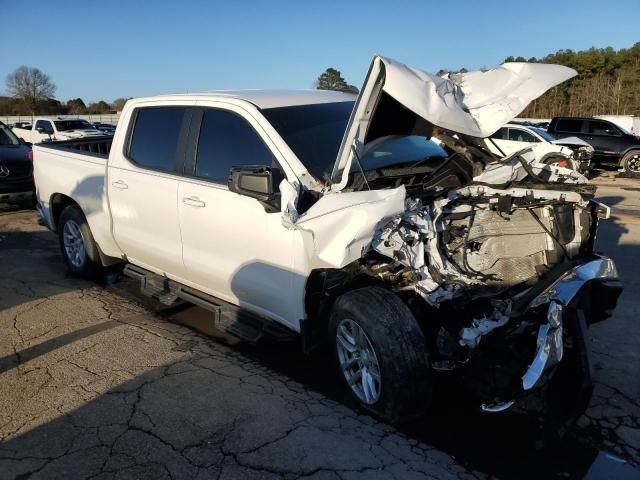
[182,195,206,208]
[112,180,128,190]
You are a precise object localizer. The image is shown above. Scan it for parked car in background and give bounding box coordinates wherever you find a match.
[548,117,640,174]
[594,115,640,137]
[90,122,117,135]
[32,56,621,425]
[486,123,594,173]
[12,117,106,144]
[0,121,34,205]
[9,121,32,130]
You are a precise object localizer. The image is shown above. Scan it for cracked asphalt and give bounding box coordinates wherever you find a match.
[0,171,638,479]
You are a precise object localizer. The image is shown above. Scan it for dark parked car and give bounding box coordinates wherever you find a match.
[548,117,640,174]
[0,121,35,205]
[90,122,116,135]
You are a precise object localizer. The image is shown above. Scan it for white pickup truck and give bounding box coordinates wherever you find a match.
[13,117,105,144]
[34,56,622,423]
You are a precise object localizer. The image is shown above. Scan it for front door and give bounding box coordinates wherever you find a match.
[177,106,305,328]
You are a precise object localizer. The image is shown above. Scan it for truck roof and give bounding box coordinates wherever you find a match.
[132,89,358,110]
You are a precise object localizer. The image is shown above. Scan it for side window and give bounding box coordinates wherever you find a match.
[555,119,583,133]
[128,107,187,172]
[490,128,508,140]
[195,109,276,185]
[508,128,537,142]
[587,120,620,136]
[35,120,53,134]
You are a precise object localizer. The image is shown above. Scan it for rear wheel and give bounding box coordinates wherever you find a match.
[620,150,640,176]
[329,287,430,423]
[58,205,103,277]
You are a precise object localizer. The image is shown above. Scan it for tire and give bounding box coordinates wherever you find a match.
[57,205,103,277]
[620,150,640,176]
[328,287,430,423]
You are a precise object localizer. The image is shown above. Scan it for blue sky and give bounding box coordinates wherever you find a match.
[2,0,638,103]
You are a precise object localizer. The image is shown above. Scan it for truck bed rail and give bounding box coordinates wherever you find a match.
[40,137,113,159]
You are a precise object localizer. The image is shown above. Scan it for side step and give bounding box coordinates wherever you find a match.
[123,264,295,344]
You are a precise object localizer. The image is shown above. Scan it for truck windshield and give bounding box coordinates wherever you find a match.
[356,136,448,172]
[262,101,355,180]
[54,120,94,131]
[0,123,20,146]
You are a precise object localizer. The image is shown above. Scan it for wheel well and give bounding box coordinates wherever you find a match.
[621,148,640,164]
[50,194,80,231]
[301,266,383,354]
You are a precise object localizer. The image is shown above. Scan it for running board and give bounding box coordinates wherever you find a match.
[123,264,295,344]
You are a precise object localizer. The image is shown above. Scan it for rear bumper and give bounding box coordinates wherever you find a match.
[521,256,622,391]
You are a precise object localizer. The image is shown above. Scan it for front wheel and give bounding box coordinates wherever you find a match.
[58,205,103,277]
[329,287,430,423]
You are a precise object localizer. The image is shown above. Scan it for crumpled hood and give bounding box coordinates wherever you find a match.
[330,56,576,191]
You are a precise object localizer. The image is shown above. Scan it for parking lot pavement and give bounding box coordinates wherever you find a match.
[0,171,639,480]
[0,209,478,479]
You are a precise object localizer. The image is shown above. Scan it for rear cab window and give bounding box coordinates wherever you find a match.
[35,119,54,134]
[127,107,188,173]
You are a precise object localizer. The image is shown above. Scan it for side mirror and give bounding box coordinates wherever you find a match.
[228,166,282,212]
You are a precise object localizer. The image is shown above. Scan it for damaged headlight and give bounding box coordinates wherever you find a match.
[547,301,563,328]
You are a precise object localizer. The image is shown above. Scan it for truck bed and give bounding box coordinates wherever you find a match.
[33,136,120,259]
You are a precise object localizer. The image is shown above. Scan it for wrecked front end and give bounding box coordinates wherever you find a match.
[364,179,622,411]
[287,55,622,417]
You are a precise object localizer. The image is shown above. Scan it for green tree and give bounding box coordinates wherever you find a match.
[87,100,112,114]
[67,98,87,114]
[5,66,56,114]
[315,68,349,91]
[111,97,129,111]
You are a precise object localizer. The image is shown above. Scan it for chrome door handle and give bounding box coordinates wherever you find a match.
[182,195,206,208]
[112,180,128,190]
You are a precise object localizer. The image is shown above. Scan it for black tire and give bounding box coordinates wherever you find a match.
[620,150,640,176]
[57,205,103,277]
[328,287,430,423]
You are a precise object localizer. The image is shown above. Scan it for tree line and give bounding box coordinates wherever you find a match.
[510,42,640,118]
[4,42,639,119]
[1,66,128,115]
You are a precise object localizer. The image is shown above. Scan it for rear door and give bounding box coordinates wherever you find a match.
[108,105,193,280]
[177,105,305,328]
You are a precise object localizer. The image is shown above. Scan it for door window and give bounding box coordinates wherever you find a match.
[555,119,583,133]
[35,120,53,134]
[587,120,620,136]
[194,109,277,185]
[507,128,537,142]
[128,107,188,172]
[490,127,508,140]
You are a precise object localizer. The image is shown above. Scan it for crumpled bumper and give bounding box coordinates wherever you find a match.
[521,256,622,391]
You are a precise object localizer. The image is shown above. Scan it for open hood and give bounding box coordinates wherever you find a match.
[329,56,576,191]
